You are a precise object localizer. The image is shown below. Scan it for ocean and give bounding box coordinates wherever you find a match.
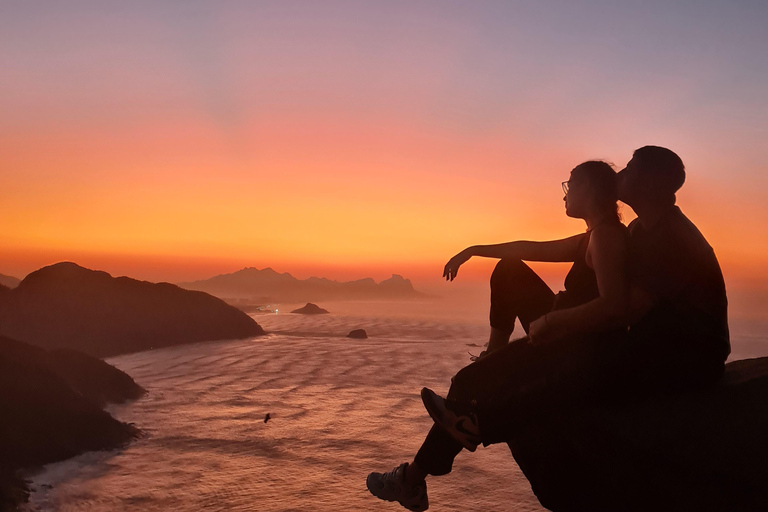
[21,299,768,511]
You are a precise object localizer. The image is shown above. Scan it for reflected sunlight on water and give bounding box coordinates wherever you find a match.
[22,300,768,511]
[23,301,547,512]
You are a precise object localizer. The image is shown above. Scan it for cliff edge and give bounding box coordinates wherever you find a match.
[509,357,768,512]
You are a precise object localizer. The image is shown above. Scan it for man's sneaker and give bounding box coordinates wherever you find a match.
[366,462,429,511]
[421,387,481,452]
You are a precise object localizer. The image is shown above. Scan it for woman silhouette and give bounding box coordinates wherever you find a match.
[367,160,630,512]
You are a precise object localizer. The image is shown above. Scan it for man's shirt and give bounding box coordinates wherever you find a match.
[628,206,730,363]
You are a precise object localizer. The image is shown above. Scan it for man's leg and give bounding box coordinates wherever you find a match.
[411,425,464,477]
[422,330,617,450]
[487,259,555,352]
[409,337,550,477]
[474,331,628,445]
[594,334,726,405]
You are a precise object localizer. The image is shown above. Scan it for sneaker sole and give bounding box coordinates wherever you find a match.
[420,388,479,452]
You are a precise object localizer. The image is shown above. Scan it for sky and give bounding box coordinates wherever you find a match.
[1,1,767,308]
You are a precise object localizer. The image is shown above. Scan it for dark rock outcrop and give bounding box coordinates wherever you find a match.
[347,329,368,339]
[0,467,29,511]
[0,336,145,407]
[509,357,768,512]
[0,262,266,358]
[48,349,146,406]
[291,303,329,315]
[178,267,423,302]
[0,335,142,509]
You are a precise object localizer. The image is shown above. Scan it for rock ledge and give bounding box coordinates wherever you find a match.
[509,357,768,512]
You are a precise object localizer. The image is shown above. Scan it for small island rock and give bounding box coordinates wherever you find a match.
[347,329,368,339]
[291,303,329,315]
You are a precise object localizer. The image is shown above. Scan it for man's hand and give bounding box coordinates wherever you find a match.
[528,314,558,346]
[443,249,472,281]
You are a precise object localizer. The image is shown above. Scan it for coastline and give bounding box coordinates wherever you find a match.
[13,304,768,510]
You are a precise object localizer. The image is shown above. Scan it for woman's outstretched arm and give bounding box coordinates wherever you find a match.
[443,233,585,281]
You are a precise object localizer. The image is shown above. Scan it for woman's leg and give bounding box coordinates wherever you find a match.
[488,259,556,351]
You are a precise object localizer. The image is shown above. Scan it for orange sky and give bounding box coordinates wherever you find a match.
[2,2,767,308]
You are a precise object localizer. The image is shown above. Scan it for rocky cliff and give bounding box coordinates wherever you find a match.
[0,335,144,510]
[509,357,768,512]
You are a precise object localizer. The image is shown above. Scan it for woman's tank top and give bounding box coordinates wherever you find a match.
[553,219,626,311]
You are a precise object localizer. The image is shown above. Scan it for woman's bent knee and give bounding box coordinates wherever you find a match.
[491,258,526,279]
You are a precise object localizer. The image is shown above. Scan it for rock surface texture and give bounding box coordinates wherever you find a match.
[508,356,768,512]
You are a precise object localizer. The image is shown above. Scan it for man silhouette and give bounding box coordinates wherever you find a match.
[612,145,729,394]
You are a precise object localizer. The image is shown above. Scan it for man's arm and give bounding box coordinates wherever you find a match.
[444,234,584,281]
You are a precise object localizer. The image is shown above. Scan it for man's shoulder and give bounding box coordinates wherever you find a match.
[633,206,711,247]
[665,207,715,252]
[629,206,722,274]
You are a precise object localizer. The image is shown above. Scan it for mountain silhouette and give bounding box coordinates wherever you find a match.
[0,273,20,289]
[0,262,265,358]
[178,267,421,302]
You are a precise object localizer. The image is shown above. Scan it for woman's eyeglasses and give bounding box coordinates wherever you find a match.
[562,181,569,195]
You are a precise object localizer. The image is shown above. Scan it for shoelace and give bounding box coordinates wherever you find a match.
[467,350,487,362]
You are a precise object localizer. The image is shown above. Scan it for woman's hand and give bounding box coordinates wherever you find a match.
[443,249,473,281]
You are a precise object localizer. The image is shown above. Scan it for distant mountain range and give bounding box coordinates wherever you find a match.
[177,267,424,302]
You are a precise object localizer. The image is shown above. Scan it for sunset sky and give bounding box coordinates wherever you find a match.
[2,1,767,305]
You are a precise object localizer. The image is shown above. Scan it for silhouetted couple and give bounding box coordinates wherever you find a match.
[366,146,729,511]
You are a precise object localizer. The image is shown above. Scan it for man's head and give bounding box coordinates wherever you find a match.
[617,146,685,208]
